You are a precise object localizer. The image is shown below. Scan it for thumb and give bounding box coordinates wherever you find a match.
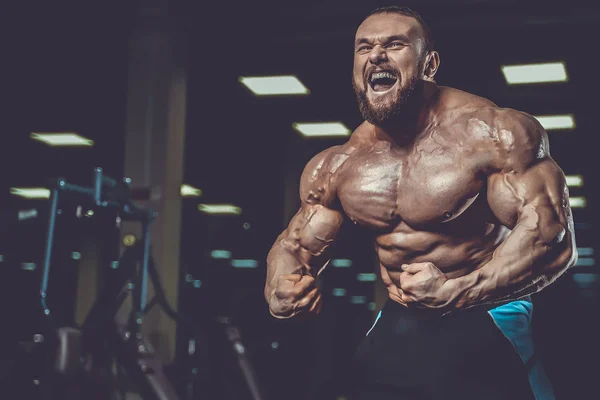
[280,273,303,283]
[401,263,424,274]
[297,274,316,289]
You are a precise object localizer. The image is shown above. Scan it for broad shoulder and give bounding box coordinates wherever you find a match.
[299,142,357,206]
[300,123,371,179]
[437,88,549,172]
[462,107,550,172]
[438,86,543,140]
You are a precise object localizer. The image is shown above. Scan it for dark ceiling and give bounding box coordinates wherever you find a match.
[1,0,599,238]
[181,0,600,234]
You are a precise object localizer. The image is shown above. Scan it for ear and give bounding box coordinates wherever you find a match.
[422,51,440,82]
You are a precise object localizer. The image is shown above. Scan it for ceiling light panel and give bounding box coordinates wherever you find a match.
[239,75,310,96]
[501,62,568,84]
[30,132,94,146]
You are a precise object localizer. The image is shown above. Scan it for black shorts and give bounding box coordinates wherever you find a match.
[350,299,554,400]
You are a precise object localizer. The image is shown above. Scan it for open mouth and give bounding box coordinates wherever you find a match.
[368,70,398,92]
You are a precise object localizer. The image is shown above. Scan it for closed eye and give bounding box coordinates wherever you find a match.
[356,46,372,53]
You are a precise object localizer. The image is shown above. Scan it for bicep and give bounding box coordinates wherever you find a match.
[281,203,344,258]
[487,157,572,241]
[289,146,346,255]
[267,203,343,280]
[274,145,346,273]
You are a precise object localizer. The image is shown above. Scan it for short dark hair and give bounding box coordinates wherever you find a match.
[366,6,434,53]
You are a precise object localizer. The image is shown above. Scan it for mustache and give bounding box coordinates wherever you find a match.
[352,71,423,126]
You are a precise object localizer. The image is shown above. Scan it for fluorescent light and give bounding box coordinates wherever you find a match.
[569,196,586,208]
[180,184,202,197]
[21,262,36,271]
[293,122,351,137]
[30,132,94,147]
[575,258,595,267]
[533,115,575,130]
[18,209,38,221]
[350,295,366,304]
[572,273,599,285]
[231,259,258,268]
[565,175,583,187]
[357,273,377,282]
[577,247,594,257]
[332,259,352,268]
[501,62,567,84]
[211,250,232,259]
[10,187,51,199]
[198,204,242,215]
[239,75,310,96]
[332,288,347,297]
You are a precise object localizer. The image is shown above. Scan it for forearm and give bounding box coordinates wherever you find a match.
[265,203,343,304]
[264,234,328,302]
[447,215,575,309]
[265,236,301,301]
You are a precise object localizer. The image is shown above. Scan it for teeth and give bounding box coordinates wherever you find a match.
[370,72,397,82]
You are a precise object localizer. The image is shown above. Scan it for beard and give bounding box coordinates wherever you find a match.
[353,62,425,126]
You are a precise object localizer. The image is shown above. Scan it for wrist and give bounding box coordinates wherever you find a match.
[446,269,482,310]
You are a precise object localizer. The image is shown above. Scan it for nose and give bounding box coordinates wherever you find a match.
[369,45,388,64]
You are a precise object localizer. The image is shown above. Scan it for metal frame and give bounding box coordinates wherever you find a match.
[40,167,155,331]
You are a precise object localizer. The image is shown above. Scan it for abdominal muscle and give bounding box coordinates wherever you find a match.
[375,222,507,300]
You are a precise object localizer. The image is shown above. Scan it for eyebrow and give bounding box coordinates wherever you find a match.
[355,34,411,47]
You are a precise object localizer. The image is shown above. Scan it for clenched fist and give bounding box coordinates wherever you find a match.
[399,262,452,309]
[268,274,323,319]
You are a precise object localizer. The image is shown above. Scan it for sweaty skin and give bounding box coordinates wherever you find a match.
[265,12,576,318]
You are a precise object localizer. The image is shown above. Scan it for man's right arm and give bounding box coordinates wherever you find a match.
[265,148,345,318]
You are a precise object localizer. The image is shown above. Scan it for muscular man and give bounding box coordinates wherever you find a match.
[264,6,576,399]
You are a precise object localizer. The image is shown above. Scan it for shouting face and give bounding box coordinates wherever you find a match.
[352,13,430,126]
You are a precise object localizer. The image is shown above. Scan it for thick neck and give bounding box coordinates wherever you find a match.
[371,82,440,147]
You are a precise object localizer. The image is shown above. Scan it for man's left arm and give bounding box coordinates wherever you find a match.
[400,113,577,310]
[450,114,577,309]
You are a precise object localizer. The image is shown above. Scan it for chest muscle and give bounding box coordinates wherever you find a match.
[337,144,483,229]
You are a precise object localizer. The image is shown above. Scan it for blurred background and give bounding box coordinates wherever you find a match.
[0,0,599,399]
